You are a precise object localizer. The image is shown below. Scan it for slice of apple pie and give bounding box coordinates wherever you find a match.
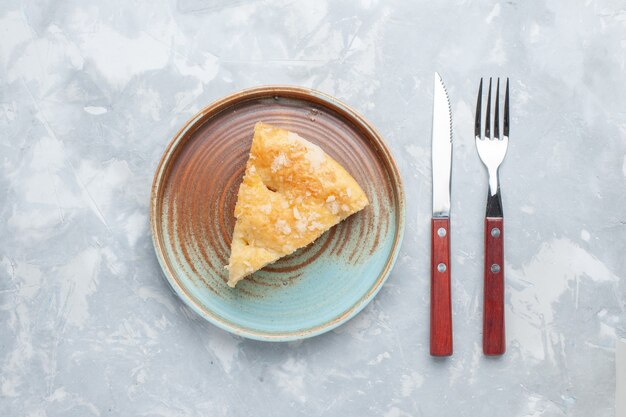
[226,122,369,287]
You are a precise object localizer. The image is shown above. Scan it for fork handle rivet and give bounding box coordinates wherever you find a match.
[437,263,447,273]
[490,264,501,274]
[491,227,501,237]
[437,227,447,237]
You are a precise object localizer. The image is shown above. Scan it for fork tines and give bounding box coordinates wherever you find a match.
[475,78,509,140]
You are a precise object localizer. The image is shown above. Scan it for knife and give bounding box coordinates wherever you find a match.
[430,72,453,356]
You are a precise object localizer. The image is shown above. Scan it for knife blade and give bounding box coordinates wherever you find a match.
[432,73,452,217]
[430,72,453,356]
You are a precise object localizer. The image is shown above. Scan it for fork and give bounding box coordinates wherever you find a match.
[475,77,509,355]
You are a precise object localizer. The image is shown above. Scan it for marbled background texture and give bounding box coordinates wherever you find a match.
[1,0,625,416]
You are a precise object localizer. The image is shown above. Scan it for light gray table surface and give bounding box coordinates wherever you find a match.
[1,0,625,416]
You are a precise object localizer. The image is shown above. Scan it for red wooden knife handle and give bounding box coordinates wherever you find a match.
[430,217,452,356]
[483,217,505,355]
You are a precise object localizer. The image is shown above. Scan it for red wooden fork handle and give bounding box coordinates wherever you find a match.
[483,217,505,355]
[430,217,452,356]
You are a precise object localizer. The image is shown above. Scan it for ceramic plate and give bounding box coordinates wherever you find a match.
[150,86,405,341]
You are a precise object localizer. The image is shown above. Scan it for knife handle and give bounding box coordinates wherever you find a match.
[430,218,452,356]
[483,217,505,355]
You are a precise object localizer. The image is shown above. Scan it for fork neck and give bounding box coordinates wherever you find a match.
[487,167,499,197]
[486,168,503,217]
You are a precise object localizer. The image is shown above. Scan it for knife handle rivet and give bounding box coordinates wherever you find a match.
[491,264,501,273]
[437,263,447,273]
[491,227,501,238]
[437,227,447,237]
